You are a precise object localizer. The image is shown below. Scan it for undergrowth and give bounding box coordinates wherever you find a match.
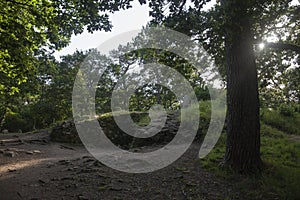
[261,108,300,135]
[201,123,300,199]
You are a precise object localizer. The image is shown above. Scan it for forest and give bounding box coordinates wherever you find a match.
[0,0,299,199]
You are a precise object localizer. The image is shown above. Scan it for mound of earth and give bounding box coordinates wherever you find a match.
[50,111,201,149]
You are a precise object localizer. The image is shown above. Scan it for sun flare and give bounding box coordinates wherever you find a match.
[259,43,265,50]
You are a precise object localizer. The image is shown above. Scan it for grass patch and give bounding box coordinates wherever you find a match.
[261,108,300,135]
[200,124,300,199]
[200,133,227,175]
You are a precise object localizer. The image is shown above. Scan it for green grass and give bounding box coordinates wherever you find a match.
[200,123,300,199]
[261,108,300,135]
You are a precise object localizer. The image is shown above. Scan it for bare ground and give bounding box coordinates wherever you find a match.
[0,131,242,200]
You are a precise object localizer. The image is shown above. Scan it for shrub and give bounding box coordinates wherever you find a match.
[261,108,300,135]
[260,123,285,139]
[279,104,295,117]
[2,111,32,132]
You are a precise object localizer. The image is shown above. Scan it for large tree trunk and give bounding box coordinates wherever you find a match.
[223,1,263,172]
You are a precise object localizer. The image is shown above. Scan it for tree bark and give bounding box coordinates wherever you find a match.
[222,1,263,172]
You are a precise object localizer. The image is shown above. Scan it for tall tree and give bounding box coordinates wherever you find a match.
[141,0,299,172]
[221,0,262,171]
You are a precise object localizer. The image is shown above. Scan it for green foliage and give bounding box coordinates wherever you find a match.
[199,100,300,198]
[116,45,211,112]
[2,111,31,132]
[0,0,134,94]
[260,124,299,168]
[260,124,300,199]
[0,0,141,130]
[147,0,300,106]
[260,123,285,139]
[179,100,225,135]
[257,50,300,107]
[200,133,226,174]
[0,49,124,131]
[278,104,295,117]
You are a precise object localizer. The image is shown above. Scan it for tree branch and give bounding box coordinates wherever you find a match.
[177,0,187,16]
[264,42,300,53]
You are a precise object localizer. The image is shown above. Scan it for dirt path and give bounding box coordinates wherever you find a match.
[0,131,241,200]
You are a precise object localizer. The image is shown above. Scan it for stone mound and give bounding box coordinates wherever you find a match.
[50,111,202,148]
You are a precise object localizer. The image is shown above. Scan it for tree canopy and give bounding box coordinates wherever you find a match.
[0,0,134,94]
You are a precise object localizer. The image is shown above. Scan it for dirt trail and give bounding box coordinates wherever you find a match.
[0,131,240,200]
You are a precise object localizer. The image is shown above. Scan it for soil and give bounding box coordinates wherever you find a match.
[0,131,242,200]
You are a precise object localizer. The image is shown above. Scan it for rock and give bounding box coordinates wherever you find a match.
[58,160,70,165]
[46,163,55,168]
[49,111,184,147]
[93,161,103,167]
[67,166,78,171]
[17,192,22,198]
[109,186,123,191]
[79,168,96,173]
[8,168,16,172]
[4,151,16,157]
[33,150,41,154]
[25,151,34,155]
[6,148,17,151]
[83,158,95,163]
[77,195,88,200]
[59,145,74,150]
[82,156,93,159]
[50,120,81,144]
[185,182,197,187]
[38,179,46,184]
[98,173,110,178]
[60,177,72,181]
[2,129,8,134]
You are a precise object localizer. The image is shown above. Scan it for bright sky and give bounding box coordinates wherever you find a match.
[55,0,298,59]
[54,0,150,59]
[54,0,218,59]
